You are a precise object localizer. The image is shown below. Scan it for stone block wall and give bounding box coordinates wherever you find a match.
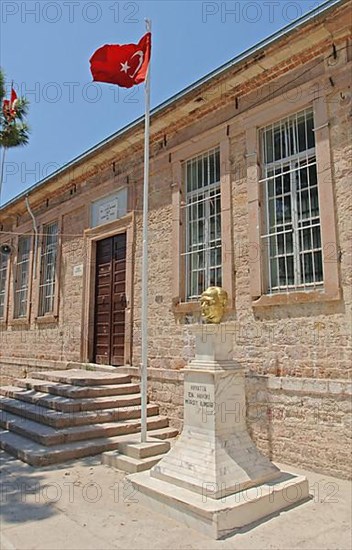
[246,375,351,480]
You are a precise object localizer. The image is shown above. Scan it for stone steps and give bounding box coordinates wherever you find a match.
[16,378,141,398]
[0,368,178,467]
[141,426,178,440]
[0,397,159,428]
[0,429,174,467]
[103,450,168,473]
[30,369,132,386]
[0,386,143,412]
[0,410,173,445]
[102,439,172,473]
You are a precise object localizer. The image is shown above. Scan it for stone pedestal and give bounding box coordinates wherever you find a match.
[129,325,309,538]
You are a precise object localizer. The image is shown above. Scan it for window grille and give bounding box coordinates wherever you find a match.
[260,108,323,293]
[14,235,31,318]
[38,222,58,316]
[182,147,222,300]
[0,251,9,319]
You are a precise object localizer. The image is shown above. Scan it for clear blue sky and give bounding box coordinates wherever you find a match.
[1,0,331,206]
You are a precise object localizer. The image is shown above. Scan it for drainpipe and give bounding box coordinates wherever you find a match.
[25,195,38,279]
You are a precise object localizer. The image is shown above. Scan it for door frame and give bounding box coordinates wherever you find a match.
[81,212,135,366]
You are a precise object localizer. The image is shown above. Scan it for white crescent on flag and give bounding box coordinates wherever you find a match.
[129,50,144,79]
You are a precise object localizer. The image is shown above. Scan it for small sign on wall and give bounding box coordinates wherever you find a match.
[98,198,118,223]
[73,264,84,277]
[91,188,127,228]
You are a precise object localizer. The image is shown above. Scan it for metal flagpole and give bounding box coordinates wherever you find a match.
[140,18,151,443]
[0,148,7,205]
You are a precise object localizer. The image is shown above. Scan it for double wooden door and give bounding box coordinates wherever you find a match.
[93,234,127,366]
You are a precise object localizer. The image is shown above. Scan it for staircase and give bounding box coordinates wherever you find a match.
[0,369,177,466]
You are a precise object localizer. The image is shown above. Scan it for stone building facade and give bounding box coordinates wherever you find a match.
[0,0,351,478]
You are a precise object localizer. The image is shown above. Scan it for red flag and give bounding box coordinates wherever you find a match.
[2,88,18,122]
[90,32,151,88]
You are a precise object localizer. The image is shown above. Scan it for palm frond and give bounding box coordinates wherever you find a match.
[0,69,5,105]
[0,68,30,202]
[13,98,29,120]
[0,71,30,149]
[0,121,30,148]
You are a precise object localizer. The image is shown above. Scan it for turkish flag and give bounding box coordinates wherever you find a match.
[2,88,18,122]
[90,32,151,88]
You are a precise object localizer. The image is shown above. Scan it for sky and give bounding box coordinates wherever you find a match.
[0,0,335,206]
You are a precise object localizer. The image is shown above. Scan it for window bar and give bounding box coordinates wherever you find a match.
[181,190,220,207]
[0,254,8,319]
[261,228,293,239]
[280,119,284,162]
[194,190,198,295]
[201,153,204,190]
[295,112,300,154]
[274,169,279,291]
[189,196,192,300]
[204,190,210,292]
[304,110,313,288]
[217,194,221,282]
[185,205,189,298]
[258,158,317,183]
[296,160,305,289]
[198,194,203,296]
[195,159,199,295]
[265,165,273,293]
[293,168,299,291]
[306,152,317,289]
[187,208,192,297]
[195,156,198,192]
[282,174,289,292]
[213,193,219,287]
[291,117,299,290]
[285,122,291,292]
[186,194,191,298]
[181,244,224,257]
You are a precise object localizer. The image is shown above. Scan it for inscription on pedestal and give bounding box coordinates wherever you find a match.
[184,377,216,428]
[185,384,214,408]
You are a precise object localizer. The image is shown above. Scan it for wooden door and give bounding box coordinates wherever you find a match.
[93,234,126,366]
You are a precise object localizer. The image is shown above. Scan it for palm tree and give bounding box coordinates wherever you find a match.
[0,68,30,203]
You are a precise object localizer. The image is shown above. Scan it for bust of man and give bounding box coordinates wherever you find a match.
[200,286,228,324]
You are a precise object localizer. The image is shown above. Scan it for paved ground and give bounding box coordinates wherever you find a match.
[0,451,351,550]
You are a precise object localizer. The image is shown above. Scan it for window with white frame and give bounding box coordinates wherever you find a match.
[183,147,222,300]
[14,235,31,319]
[0,251,9,319]
[38,222,58,316]
[260,108,323,293]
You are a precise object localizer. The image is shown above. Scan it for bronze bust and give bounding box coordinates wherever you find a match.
[200,286,228,324]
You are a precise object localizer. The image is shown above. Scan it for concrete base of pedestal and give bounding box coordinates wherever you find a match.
[149,365,281,498]
[128,325,309,538]
[129,470,310,539]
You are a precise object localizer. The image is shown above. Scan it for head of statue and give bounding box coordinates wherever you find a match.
[199,286,228,324]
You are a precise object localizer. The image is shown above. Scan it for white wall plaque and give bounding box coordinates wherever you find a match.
[98,198,118,223]
[73,264,84,277]
[91,188,127,228]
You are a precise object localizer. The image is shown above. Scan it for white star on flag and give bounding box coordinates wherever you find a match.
[120,61,130,73]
